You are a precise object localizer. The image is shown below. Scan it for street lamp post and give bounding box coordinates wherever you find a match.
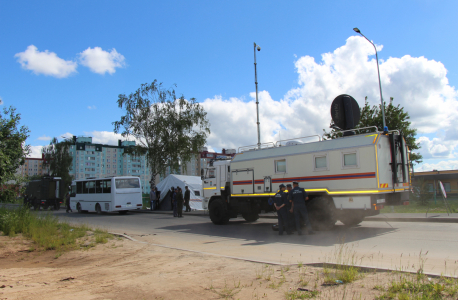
[353,28,387,132]
[254,42,261,149]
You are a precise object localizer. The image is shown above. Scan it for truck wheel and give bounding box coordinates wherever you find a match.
[209,198,230,225]
[242,213,259,222]
[43,204,49,210]
[339,215,365,226]
[77,203,82,213]
[96,204,102,215]
[306,196,337,231]
[54,203,61,211]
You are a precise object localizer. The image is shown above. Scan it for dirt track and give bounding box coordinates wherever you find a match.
[1,234,456,300]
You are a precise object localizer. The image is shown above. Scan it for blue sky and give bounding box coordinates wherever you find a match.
[1,0,458,171]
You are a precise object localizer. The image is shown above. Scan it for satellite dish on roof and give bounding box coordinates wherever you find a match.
[330,94,360,134]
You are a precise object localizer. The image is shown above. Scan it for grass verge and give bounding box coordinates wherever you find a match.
[380,200,458,213]
[0,206,113,254]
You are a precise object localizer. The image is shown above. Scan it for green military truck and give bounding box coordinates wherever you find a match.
[25,177,65,210]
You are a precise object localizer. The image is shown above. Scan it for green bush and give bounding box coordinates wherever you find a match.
[0,207,111,253]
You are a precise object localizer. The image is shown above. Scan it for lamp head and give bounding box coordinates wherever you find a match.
[257,45,261,51]
[353,28,361,34]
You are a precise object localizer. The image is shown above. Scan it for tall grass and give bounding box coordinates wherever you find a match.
[0,206,110,253]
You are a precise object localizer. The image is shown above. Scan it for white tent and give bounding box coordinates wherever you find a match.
[156,174,204,210]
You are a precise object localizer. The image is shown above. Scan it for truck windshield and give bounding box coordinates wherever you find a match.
[205,168,216,179]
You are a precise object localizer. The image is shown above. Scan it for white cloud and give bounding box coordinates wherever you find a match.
[79,47,125,75]
[28,146,43,158]
[88,105,97,110]
[37,135,51,141]
[415,160,458,172]
[83,131,125,145]
[60,132,74,139]
[15,45,77,78]
[200,36,458,171]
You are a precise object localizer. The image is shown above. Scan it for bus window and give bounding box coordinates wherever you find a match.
[87,181,95,193]
[102,180,111,193]
[115,178,140,189]
[95,180,102,193]
[83,182,89,194]
[77,182,83,194]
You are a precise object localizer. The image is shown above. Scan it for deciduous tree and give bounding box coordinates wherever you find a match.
[113,80,210,187]
[0,106,30,200]
[42,137,73,193]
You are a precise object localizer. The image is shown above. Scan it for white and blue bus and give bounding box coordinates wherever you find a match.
[70,176,142,214]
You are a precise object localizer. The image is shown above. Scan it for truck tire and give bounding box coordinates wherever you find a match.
[306,196,336,231]
[339,214,365,226]
[242,213,259,222]
[209,198,230,225]
[54,203,61,211]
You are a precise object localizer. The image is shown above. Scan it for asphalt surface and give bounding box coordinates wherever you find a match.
[49,209,458,277]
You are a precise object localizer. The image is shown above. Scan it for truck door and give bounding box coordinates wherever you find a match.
[231,169,254,194]
[220,165,226,188]
[389,134,409,185]
[55,180,60,198]
[264,176,272,193]
[203,167,218,199]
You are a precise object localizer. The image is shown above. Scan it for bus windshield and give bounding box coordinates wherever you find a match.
[115,178,140,189]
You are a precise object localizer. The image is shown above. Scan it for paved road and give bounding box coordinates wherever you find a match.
[53,210,458,276]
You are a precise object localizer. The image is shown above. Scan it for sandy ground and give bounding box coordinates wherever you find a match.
[0,234,456,300]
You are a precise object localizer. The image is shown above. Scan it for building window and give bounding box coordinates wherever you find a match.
[275,159,286,173]
[442,182,451,193]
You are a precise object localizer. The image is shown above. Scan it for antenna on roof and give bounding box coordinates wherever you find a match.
[330,94,361,136]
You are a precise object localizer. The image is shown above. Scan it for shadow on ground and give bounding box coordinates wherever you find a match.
[156,219,397,247]
[54,210,398,247]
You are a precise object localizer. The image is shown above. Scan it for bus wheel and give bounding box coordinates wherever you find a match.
[77,203,82,213]
[119,211,128,215]
[307,196,337,231]
[242,213,259,222]
[96,204,102,215]
[209,198,229,225]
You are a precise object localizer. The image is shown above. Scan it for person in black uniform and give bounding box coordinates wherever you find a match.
[289,182,315,236]
[184,186,191,212]
[286,184,296,231]
[274,184,292,235]
[176,187,184,218]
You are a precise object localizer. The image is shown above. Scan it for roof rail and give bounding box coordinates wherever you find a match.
[238,142,275,153]
[387,130,400,135]
[275,135,322,147]
[322,126,379,139]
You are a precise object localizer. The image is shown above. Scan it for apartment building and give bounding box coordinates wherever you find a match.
[16,155,49,177]
[69,136,153,193]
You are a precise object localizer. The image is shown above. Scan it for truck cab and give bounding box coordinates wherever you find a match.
[202,160,231,210]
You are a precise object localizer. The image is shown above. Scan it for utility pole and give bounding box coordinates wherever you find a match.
[254,42,261,149]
